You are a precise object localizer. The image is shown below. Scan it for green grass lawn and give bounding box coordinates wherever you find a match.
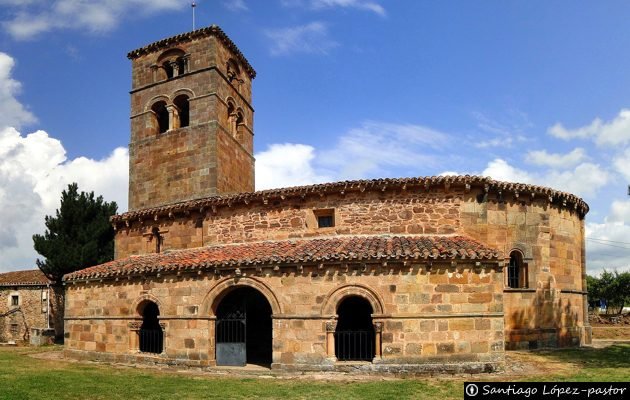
[0,345,628,400]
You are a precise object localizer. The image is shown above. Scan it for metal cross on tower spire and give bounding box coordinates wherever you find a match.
[192,1,197,31]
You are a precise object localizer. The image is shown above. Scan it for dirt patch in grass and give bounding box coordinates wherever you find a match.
[592,326,630,340]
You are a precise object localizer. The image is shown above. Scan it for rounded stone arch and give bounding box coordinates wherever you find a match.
[157,48,186,64]
[200,277,282,317]
[225,96,237,110]
[509,242,532,260]
[507,247,529,289]
[172,88,195,100]
[321,284,385,316]
[235,106,245,119]
[144,95,171,112]
[131,293,164,317]
[157,48,186,79]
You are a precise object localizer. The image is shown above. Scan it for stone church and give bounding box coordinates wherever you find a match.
[63,26,591,373]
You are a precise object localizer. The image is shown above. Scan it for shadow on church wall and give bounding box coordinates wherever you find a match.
[506,277,583,349]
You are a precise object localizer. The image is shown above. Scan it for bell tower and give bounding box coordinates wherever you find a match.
[127,26,256,211]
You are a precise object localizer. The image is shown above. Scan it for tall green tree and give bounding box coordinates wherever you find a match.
[587,270,630,314]
[33,183,118,283]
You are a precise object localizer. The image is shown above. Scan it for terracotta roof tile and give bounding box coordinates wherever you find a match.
[127,25,256,78]
[113,175,589,224]
[64,235,501,282]
[0,270,52,286]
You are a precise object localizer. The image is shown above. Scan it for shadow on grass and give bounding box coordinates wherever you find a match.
[534,344,630,369]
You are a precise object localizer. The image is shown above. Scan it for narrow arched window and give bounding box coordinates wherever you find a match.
[235,111,244,139]
[157,48,186,81]
[151,101,169,134]
[139,301,163,354]
[227,101,237,137]
[226,58,241,83]
[508,250,527,288]
[176,57,186,75]
[173,95,190,128]
[163,62,174,79]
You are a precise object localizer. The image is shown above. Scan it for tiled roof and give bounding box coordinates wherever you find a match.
[112,175,589,224]
[127,25,256,78]
[0,269,52,286]
[64,235,501,282]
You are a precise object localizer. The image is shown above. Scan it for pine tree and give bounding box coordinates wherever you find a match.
[33,183,118,283]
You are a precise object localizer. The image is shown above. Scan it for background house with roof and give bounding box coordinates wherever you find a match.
[0,270,60,344]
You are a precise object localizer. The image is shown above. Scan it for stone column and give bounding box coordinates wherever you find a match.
[208,316,217,366]
[373,321,383,360]
[150,65,158,83]
[183,55,190,74]
[228,112,238,137]
[159,322,166,354]
[325,320,337,360]
[171,61,180,77]
[166,105,179,131]
[128,321,141,352]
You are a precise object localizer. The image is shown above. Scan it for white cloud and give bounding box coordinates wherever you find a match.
[265,22,338,56]
[585,222,630,275]
[607,200,630,223]
[318,121,449,179]
[255,143,330,190]
[281,0,385,16]
[256,121,450,190]
[613,148,630,182]
[586,206,630,276]
[2,0,184,39]
[311,0,385,16]
[481,158,608,198]
[543,163,609,198]
[0,127,128,272]
[0,53,36,128]
[223,0,248,11]
[482,159,533,184]
[525,148,586,168]
[472,110,530,149]
[548,109,630,147]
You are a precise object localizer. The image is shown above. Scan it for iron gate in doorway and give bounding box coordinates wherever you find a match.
[216,299,246,366]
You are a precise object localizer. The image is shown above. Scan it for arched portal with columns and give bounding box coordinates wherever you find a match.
[321,284,385,362]
[200,277,279,367]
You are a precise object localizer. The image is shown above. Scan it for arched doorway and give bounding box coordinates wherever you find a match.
[215,287,272,366]
[139,301,163,354]
[335,296,375,361]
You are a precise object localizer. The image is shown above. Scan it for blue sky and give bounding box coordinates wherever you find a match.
[0,0,629,275]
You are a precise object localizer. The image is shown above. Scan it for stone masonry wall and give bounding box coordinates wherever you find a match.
[64,262,504,372]
[0,286,60,343]
[114,185,589,349]
[459,191,588,348]
[115,188,463,258]
[128,35,254,211]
